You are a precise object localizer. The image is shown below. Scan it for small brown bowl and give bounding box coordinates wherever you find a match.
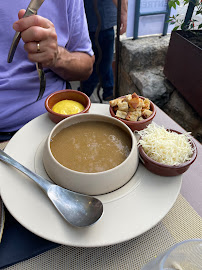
[45,89,91,123]
[138,129,198,176]
[109,96,156,131]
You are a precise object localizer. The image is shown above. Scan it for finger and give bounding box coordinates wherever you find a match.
[24,41,44,54]
[18,9,26,19]
[21,26,57,44]
[120,24,127,35]
[24,39,57,54]
[120,16,127,35]
[27,51,56,68]
[13,14,52,32]
[21,26,48,43]
[27,51,46,65]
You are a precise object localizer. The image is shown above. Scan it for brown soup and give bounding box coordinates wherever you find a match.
[50,121,132,173]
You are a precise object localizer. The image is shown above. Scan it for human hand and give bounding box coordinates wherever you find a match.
[120,9,127,35]
[13,9,58,68]
[112,0,128,35]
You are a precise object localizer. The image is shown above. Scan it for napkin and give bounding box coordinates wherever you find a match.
[0,207,59,269]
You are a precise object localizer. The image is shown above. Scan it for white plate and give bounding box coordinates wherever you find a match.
[0,197,4,243]
[0,104,182,247]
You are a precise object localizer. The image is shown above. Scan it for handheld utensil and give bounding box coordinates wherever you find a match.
[7,0,46,101]
[0,149,103,227]
[36,62,46,101]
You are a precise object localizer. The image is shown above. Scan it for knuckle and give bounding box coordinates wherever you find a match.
[24,42,35,53]
[32,26,43,41]
[48,54,55,64]
[50,41,58,51]
[50,30,57,41]
[49,21,55,28]
[33,15,40,26]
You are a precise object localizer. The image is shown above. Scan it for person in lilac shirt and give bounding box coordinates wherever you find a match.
[0,0,94,141]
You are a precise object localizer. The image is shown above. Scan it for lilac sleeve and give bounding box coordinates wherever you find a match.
[66,0,93,56]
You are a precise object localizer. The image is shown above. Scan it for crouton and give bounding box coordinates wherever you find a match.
[126,111,139,121]
[116,110,127,119]
[109,98,123,107]
[142,109,153,118]
[131,92,139,99]
[135,108,142,117]
[143,98,150,109]
[118,101,128,112]
[110,92,153,122]
[128,97,139,109]
[124,94,132,102]
[137,98,144,109]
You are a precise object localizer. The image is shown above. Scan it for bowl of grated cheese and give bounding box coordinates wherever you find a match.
[138,123,197,176]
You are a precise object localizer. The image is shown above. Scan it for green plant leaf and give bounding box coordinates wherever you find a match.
[168,0,202,31]
[168,0,177,9]
[168,2,172,8]
[173,26,180,31]
[184,0,190,5]
[198,23,202,29]
[168,0,173,8]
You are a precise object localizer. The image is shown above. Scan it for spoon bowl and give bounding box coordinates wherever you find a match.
[0,149,103,227]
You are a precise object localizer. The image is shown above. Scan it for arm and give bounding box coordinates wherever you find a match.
[112,0,128,35]
[13,10,94,81]
[51,48,94,81]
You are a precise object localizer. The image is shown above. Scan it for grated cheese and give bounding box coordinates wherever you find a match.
[138,123,194,166]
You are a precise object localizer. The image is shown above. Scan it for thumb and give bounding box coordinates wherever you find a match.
[18,9,26,19]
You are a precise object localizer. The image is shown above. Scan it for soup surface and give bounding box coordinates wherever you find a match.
[50,121,132,173]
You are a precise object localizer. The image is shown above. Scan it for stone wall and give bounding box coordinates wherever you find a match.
[118,35,202,143]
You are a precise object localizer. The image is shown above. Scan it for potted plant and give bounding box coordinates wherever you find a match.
[163,0,202,118]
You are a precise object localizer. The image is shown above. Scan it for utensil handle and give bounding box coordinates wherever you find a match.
[23,6,38,17]
[36,62,46,101]
[7,8,37,63]
[0,149,51,192]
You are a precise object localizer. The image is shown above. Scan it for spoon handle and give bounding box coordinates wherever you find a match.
[0,149,51,192]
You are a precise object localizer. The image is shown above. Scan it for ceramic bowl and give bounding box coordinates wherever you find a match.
[43,114,139,195]
[138,129,197,176]
[109,96,156,131]
[45,89,91,124]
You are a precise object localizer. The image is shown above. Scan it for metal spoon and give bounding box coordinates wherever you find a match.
[0,149,103,227]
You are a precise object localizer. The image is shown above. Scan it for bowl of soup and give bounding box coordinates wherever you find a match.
[45,89,91,124]
[43,114,139,195]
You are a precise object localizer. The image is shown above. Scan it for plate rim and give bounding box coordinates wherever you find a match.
[0,197,5,243]
[0,104,182,247]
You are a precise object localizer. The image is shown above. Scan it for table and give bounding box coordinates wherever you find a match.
[0,105,201,270]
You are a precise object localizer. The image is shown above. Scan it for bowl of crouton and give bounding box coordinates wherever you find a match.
[109,92,156,131]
